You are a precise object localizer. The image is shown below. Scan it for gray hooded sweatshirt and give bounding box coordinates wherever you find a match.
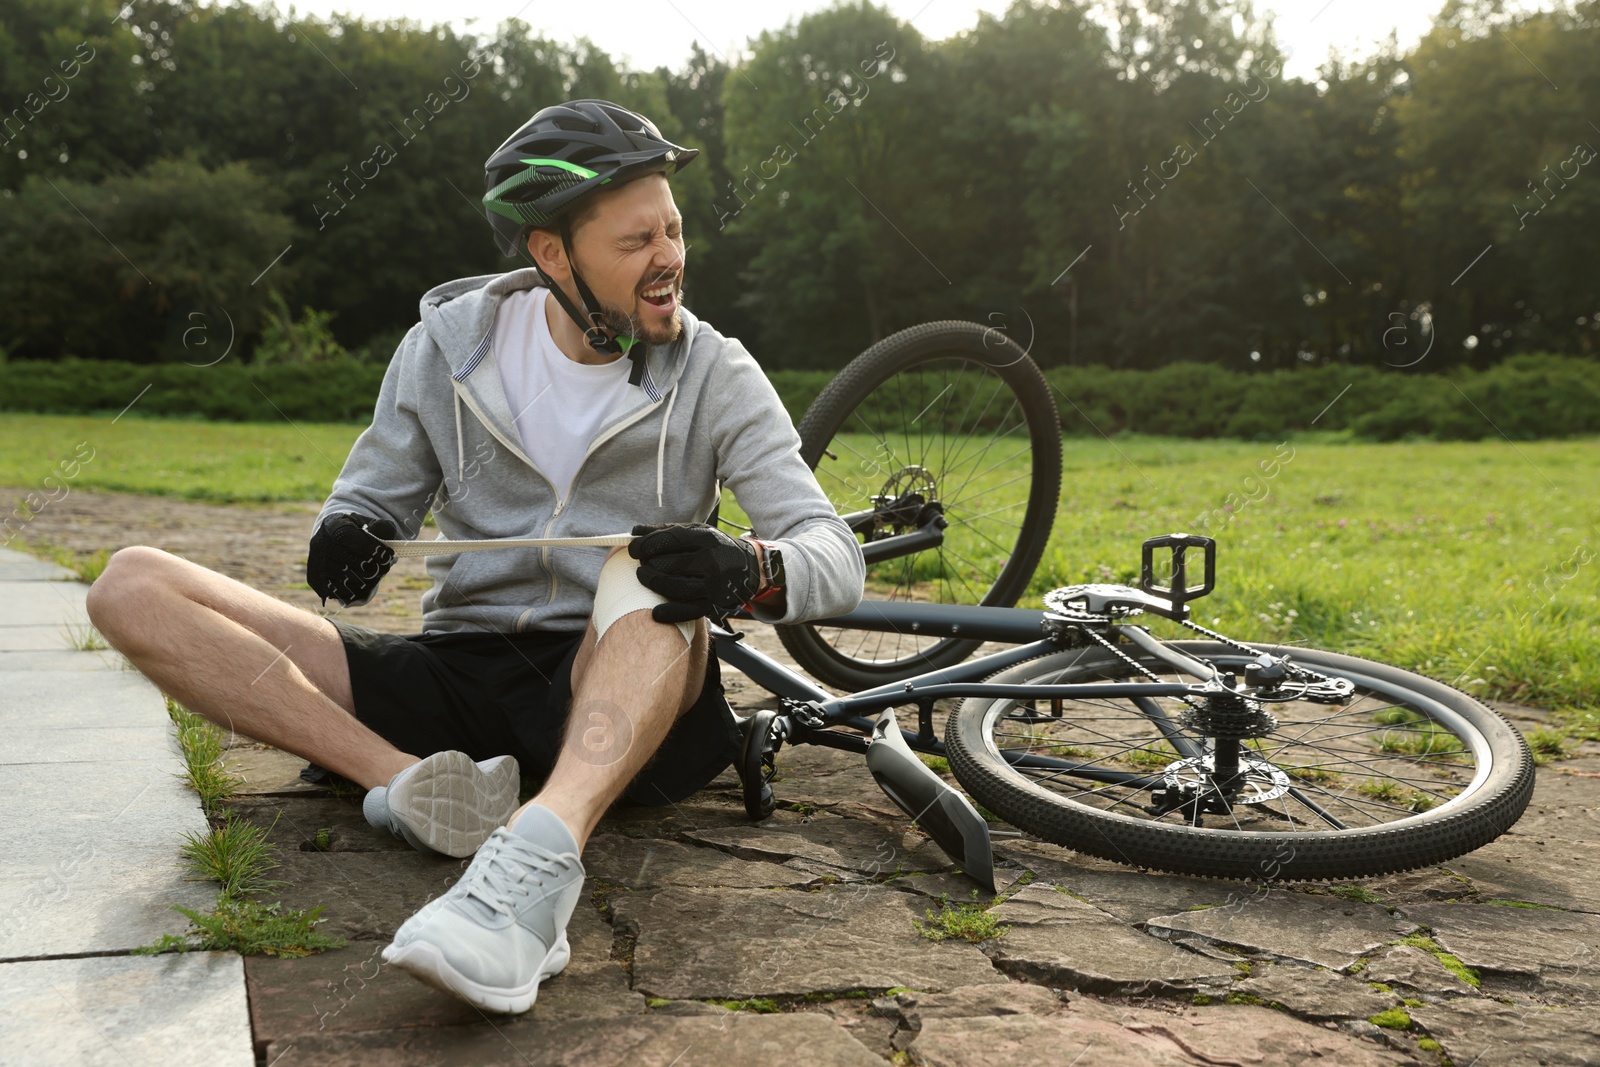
[314,267,865,635]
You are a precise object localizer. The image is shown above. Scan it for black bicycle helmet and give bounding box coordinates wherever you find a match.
[483,100,697,377]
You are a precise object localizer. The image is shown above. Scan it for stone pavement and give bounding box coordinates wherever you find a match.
[5,541,1600,1066]
[227,673,1600,1066]
[0,546,254,1066]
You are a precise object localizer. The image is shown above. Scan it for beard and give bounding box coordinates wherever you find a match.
[593,293,682,347]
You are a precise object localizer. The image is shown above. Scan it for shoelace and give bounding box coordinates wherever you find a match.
[454,829,576,919]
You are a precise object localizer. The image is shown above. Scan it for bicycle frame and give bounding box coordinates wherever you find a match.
[713,600,1201,791]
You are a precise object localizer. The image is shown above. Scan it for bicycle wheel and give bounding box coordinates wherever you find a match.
[776,321,1062,691]
[945,641,1534,880]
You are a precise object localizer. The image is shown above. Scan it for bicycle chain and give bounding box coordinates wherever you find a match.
[1178,618,1336,686]
[1081,626,1207,711]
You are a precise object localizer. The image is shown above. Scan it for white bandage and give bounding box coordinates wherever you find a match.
[592,550,695,646]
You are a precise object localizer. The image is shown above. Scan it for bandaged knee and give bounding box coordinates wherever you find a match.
[592,550,696,646]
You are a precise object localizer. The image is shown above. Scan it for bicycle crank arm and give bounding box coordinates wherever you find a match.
[866,708,995,892]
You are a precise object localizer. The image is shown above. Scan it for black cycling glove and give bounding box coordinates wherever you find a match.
[306,512,400,607]
[629,522,762,624]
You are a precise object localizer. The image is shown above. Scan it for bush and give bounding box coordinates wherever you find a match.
[3,352,1597,437]
[251,292,350,365]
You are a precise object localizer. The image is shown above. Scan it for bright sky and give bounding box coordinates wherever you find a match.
[274,0,1554,81]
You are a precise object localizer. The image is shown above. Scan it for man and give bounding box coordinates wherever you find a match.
[86,99,864,1014]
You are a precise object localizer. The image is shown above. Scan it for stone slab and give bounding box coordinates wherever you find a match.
[1147,889,1419,970]
[0,760,213,960]
[1402,902,1600,980]
[228,745,328,796]
[0,951,252,1066]
[1023,865,1243,925]
[683,815,952,880]
[1508,771,1600,847]
[586,834,813,889]
[1231,962,1403,1020]
[0,548,77,581]
[226,795,411,854]
[0,648,126,671]
[0,624,85,651]
[0,725,176,764]
[269,848,466,942]
[1363,944,1481,995]
[612,885,1006,999]
[767,741,909,819]
[1411,998,1600,1067]
[1449,834,1600,914]
[247,889,639,1043]
[0,579,89,624]
[908,997,1410,1067]
[0,668,172,729]
[260,1011,887,1067]
[602,795,802,840]
[986,885,1237,995]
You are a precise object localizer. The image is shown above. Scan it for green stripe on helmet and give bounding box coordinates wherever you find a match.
[483,159,602,225]
[519,158,599,178]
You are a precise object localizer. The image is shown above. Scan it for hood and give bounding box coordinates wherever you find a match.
[416,267,700,506]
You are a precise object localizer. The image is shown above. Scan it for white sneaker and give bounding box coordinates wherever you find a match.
[383,810,585,1014]
[362,751,520,858]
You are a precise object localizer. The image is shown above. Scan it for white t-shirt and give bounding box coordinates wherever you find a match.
[494,287,634,501]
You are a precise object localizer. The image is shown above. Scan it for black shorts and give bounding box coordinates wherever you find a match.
[329,620,741,806]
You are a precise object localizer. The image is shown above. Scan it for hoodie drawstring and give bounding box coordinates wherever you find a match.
[454,390,465,484]
[656,383,678,508]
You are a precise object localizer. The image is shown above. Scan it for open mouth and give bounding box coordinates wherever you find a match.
[640,280,677,311]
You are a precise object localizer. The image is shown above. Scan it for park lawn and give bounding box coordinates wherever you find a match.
[3,412,1596,715]
[0,412,364,502]
[1026,435,1598,718]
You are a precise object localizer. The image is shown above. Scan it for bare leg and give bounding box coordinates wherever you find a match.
[514,553,709,849]
[87,545,417,789]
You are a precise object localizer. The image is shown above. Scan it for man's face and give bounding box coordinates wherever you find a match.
[534,174,686,347]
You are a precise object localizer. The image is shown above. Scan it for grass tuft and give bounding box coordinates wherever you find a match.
[63,620,108,650]
[1368,1007,1413,1030]
[179,813,284,899]
[914,895,1008,944]
[133,898,345,958]
[165,697,243,815]
[1524,727,1572,765]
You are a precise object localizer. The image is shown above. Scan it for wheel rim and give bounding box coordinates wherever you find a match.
[805,353,1043,671]
[976,651,1497,835]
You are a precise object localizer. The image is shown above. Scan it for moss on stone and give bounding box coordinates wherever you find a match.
[1369,1007,1413,1030]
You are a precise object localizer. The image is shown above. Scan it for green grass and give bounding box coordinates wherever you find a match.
[134,898,345,958]
[6,414,1596,709]
[914,895,1008,943]
[1120,741,1179,770]
[179,813,285,899]
[63,620,108,651]
[11,538,112,583]
[1525,726,1572,765]
[692,431,1600,713]
[166,697,243,816]
[1377,722,1467,759]
[0,413,362,502]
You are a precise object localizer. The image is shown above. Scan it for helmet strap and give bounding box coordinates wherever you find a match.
[527,220,647,388]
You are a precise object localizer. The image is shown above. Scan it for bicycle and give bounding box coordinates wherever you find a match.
[714,321,1535,891]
